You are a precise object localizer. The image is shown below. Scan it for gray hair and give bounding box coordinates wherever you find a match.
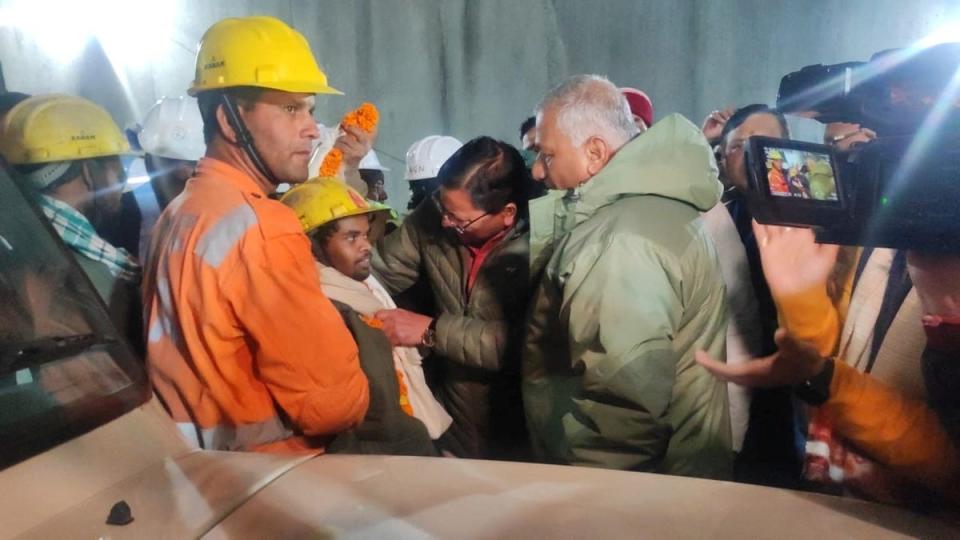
[536,74,639,149]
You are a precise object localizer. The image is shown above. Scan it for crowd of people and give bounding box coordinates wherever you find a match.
[1,15,957,512]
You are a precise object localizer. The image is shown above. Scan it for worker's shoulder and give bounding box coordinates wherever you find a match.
[177,179,305,265]
[565,196,706,267]
[247,194,303,240]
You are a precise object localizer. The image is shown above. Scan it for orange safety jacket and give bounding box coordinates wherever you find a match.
[143,158,369,453]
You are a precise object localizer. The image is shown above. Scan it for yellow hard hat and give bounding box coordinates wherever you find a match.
[766,148,785,161]
[188,16,341,96]
[281,177,390,234]
[0,94,130,165]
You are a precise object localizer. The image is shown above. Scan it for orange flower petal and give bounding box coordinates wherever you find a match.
[341,102,379,133]
[319,147,343,178]
[317,103,380,179]
[359,313,385,329]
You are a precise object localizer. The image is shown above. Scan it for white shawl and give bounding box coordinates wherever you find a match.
[318,263,453,439]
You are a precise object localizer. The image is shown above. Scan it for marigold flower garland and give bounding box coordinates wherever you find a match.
[319,102,379,177]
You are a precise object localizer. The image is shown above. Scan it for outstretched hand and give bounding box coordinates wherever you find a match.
[695,329,827,387]
[753,221,839,298]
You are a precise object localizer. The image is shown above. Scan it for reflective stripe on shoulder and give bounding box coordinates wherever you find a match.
[177,416,294,451]
[149,273,184,347]
[194,204,258,268]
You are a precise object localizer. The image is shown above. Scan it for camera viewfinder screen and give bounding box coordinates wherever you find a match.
[764,147,838,202]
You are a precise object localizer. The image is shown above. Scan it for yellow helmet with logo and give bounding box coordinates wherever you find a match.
[766,148,785,161]
[281,177,390,234]
[188,16,341,96]
[0,94,130,165]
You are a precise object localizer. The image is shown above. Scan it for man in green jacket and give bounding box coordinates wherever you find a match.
[372,137,532,460]
[524,75,732,479]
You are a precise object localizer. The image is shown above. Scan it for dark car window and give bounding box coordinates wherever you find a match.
[0,165,149,468]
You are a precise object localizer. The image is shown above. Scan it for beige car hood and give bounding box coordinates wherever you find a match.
[12,449,313,539]
[206,455,958,539]
[2,401,315,539]
[5,403,956,538]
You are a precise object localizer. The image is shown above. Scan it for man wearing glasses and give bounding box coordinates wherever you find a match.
[372,136,533,460]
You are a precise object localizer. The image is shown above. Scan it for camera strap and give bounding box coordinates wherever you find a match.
[852,249,914,373]
[852,247,873,291]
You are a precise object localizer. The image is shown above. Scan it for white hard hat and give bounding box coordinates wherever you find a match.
[405,135,463,181]
[138,96,205,161]
[359,149,390,172]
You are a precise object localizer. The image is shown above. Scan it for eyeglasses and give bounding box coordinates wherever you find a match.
[432,191,491,235]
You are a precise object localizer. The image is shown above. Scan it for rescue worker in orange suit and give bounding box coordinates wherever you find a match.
[766,150,790,195]
[143,16,375,453]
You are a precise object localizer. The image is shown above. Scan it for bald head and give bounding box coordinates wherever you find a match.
[535,75,639,151]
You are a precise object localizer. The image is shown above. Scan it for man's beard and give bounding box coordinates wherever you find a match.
[350,256,372,281]
[351,268,371,281]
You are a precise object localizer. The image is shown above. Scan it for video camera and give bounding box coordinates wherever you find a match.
[744,43,960,251]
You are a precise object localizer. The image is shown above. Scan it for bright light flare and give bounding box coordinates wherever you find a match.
[0,0,177,67]
[920,18,960,48]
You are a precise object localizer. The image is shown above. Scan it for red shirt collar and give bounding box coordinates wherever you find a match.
[464,226,513,297]
[466,226,511,257]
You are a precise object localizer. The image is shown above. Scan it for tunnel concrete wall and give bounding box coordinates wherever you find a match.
[1,0,955,207]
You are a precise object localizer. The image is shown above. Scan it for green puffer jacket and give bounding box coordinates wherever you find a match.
[524,114,733,479]
[372,202,530,459]
[326,301,436,457]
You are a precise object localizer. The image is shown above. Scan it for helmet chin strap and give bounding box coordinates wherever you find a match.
[220,93,280,187]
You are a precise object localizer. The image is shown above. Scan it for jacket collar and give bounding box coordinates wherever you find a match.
[195,157,270,198]
[530,114,723,248]
[565,113,722,227]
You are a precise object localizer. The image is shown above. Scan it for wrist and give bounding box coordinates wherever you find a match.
[420,318,438,348]
[795,358,835,406]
